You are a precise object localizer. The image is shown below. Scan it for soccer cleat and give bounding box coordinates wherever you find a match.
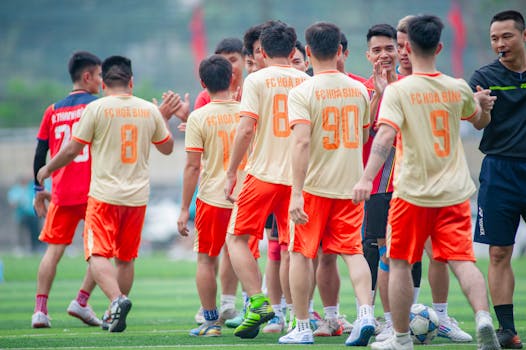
[371,334,414,350]
[437,316,473,342]
[101,310,111,331]
[476,314,501,350]
[108,295,132,333]
[233,297,274,339]
[189,322,221,337]
[497,328,523,349]
[194,306,205,325]
[225,314,244,328]
[287,316,296,333]
[339,315,354,334]
[345,316,375,346]
[67,300,102,326]
[32,311,51,328]
[376,320,393,342]
[219,305,238,322]
[278,327,314,344]
[313,318,343,336]
[263,315,285,333]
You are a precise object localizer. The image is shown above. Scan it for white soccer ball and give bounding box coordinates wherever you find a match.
[409,303,439,344]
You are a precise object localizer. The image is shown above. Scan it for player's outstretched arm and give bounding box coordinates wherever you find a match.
[224,116,255,203]
[36,140,85,185]
[177,152,201,237]
[471,85,495,130]
[289,123,310,225]
[352,123,396,203]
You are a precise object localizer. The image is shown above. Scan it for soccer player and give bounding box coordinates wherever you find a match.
[470,9,526,349]
[243,48,258,74]
[279,21,374,346]
[291,40,309,72]
[37,55,175,333]
[224,21,309,339]
[374,16,473,343]
[352,15,500,350]
[194,38,245,109]
[31,51,102,329]
[178,54,246,337]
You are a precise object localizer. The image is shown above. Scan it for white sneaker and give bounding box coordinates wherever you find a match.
[376,320,394,342]
[67,300,102,326]
[278,327,314,344]
[263,315,285,333]
[371,334,414,350]
[32,311,51,328]
[195,306,205,325]
[345,316,375,346]
[476,313,500,350]
[437,316,473,342]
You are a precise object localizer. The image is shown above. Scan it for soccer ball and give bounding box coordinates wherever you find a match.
[409,303,439,344]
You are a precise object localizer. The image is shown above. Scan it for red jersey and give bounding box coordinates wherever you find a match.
[194,89,211,110]
[362,75,403,194]
[37,91,97,206]
[347,72,367,84]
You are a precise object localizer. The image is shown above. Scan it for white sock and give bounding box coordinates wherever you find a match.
[432,303,448,321]
[297,318,310,332]
[384,312,392,324]
[272,304,283,319]
[324,306,338,320]
[359,304,373,319]
[309,299,314,314]
[395,331,412,344]
[220,294,236,309]
[287,304,295,321]
[413,287,420,304]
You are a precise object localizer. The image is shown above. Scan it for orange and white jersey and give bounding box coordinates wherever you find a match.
[185,99,245,208]
[288,70,370,198]
[240,64,309,185]
[378,72,477,207]
[73,94,171,206]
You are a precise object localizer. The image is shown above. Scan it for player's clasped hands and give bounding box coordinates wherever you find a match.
[289,192,308,225]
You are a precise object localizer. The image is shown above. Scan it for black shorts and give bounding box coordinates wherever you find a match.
[265,214,279,239]
[475,156,526,246]
[363,192,392,239]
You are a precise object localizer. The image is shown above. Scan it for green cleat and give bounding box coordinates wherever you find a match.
[233,294,274,339]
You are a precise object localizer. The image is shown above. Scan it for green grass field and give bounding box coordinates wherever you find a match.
[0,252,525,349]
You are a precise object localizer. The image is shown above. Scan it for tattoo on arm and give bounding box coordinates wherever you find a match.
[372,143,390,160]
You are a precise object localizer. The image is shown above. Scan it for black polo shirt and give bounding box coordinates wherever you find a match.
[469,59,526,159]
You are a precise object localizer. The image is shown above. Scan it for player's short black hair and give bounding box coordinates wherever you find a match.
[295,40,306,60]
[199,55,232,94]
[305,22,341,61]
[366,23,397,43]
[68,51,101,83]
[260,21,296,59]
[407,15,444,56]
[102,55,133,87]
[243,20,279,55]
[491,10,525,32]
[340,32,348,52]
[215,37,243,55]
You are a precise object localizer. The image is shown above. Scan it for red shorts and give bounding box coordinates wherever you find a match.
[39,202,87,245]
[194,198,231,257]
[387,198,475,264]
[83,197,146,262]
[249,235,260,259]
[228,174,291,245]
[290,192,364,259]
